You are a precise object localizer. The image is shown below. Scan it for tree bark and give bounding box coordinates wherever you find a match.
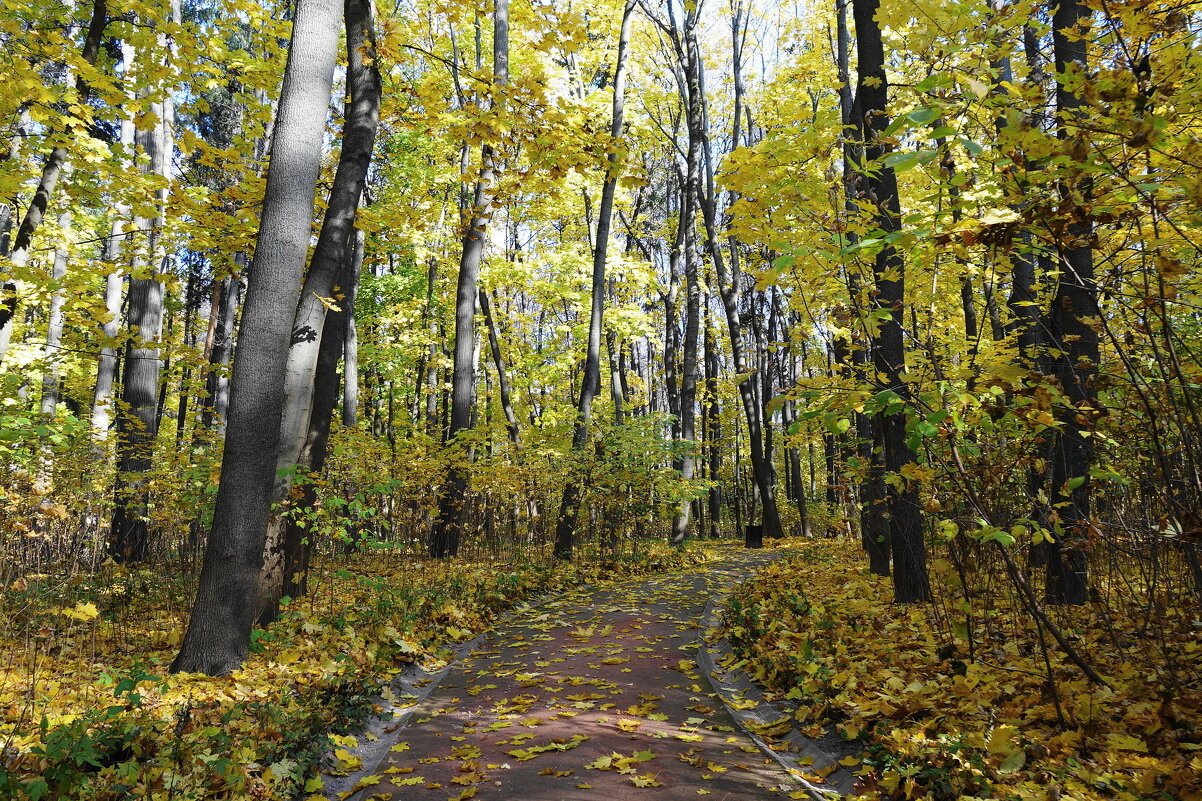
[257,0,381,623]
[284,220,364,600]
[172,0,341,675]
[39,210,71,416]
[1043,0,1096,605]
[430,0,509,559]
[480,288,519,445]
[554,0,635,559]
[342,236,361,426]
[199,272,240,432]
[852,0,930,602]
[704,318,722,538]
[110,29,173,564]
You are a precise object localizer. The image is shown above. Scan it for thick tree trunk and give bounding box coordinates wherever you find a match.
[110,54,172,564]
[109,275,164,563]
[553,0,635,559]
[1043,0,1096,605]
[852,0,930,602]
[257,0,381,622]
[172,0,341,676]
[283,223,363,600]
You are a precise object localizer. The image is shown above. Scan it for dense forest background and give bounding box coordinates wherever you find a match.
[1,0,1200,797]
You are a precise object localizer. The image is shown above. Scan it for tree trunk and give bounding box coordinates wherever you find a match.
[342,234,361,426]
[199,272,240,432]
[430,0,509,559]
[110,42,173,564]
[689,4,784,539]
[1043,0,1096,605]
[40,210,71,417]
[704,319,722,538]
[480,288,519,444]
[554,0,635,559]
[284,220,364,600]
[172,0,341,676]
[852,0,930,602]
[257,0,381,623]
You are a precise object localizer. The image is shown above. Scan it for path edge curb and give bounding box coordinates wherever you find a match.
[316,587,576,800]
[696,567,856,799]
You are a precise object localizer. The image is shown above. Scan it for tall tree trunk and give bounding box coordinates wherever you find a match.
[172,0,342,676]
[692,22,784,538]
[704,318,722,539]
[430,0,509,559]
[258,0,382,623]
[553,0,635,559]
[283,220,364,600]
[199,272,240,432]
[852,0,930,602]
[93,93,133,437]
[40,210,71,417]
[1043,0,1096,605]
[669,130,701,543]
[110,38,173,564]
[342,232,362,426]
[174,270,199,449]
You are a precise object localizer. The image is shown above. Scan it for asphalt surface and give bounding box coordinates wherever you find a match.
[343,547,805,801]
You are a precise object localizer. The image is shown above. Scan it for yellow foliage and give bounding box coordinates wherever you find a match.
[725,541,1202,801]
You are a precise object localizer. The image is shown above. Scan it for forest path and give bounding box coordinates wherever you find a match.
[346,545,803,801]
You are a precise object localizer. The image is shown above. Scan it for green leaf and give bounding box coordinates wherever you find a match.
[884,152,923,172]
[908,107,941,125]
[998,749,1026,773]
[959,137,984,156]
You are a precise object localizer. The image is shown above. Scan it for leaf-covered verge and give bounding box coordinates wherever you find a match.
[0,543,711,800]
[723,541,1202,801]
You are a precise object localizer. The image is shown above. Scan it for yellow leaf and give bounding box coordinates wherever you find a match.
[61,602,100,620]
[1106,734,1148,753]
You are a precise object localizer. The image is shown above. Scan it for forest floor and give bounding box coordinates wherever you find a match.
[325,545,826,801]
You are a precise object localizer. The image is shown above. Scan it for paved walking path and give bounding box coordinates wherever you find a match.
[343,547,806,800]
